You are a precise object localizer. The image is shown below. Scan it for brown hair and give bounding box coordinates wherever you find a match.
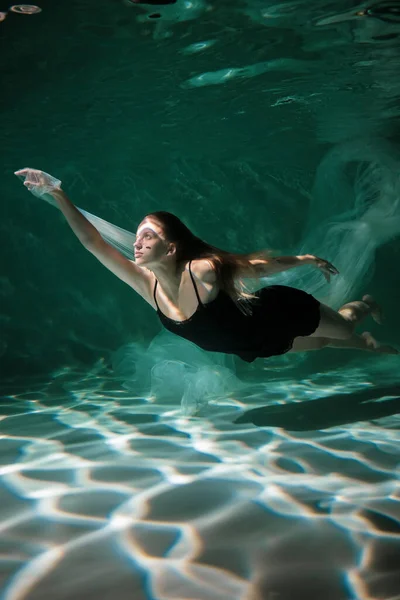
[145,211,271,313]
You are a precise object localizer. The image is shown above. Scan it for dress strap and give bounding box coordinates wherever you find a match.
[154,263,203,311]
[153,279,160,310]
[188,260,203,307]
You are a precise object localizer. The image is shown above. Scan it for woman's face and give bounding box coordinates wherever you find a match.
[134,219,171,266]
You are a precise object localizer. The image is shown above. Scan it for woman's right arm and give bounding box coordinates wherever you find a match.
[15,168,155,305]
[50,189,155,304]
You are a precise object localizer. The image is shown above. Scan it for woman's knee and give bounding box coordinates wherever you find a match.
[314,304,354,340]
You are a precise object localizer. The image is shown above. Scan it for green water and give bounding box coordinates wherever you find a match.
[1,1,400,599]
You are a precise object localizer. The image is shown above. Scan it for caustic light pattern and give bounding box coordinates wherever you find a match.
[0,354,399,600]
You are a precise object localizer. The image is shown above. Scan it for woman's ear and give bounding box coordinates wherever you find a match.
[166,243,176,255]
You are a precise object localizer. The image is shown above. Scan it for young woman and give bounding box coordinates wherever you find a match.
[15,167,398,362]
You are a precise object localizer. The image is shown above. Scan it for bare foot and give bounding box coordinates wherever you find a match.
[361,331,399,354]
[362,294,383,325]
[361,331,379,349]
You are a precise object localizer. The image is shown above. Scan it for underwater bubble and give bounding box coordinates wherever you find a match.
[10,5,42,14]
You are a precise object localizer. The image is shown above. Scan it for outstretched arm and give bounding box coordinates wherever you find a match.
[15,168,101,247]
[15,168,155,304]
[248,254,339,283]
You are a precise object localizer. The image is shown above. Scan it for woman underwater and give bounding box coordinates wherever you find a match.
[15,168,398,361]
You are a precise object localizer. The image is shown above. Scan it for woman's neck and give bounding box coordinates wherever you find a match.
[150,260,186,297]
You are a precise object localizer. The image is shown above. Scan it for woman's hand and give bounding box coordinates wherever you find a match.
[305,254,339,283]
[15,168,62,200]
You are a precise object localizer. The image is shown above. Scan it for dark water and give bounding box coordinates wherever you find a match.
[1,1,400,599]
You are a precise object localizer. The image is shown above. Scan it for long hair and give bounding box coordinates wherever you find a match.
[146,211,271,312]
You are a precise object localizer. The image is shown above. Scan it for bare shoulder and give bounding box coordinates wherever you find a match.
[128,262,156,301]
[186,259,217,283]
[128,261,156,283]
[86,238,157,308]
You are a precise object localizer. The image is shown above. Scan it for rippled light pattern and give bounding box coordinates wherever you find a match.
[2,0,400,598]
[1,353,399,599]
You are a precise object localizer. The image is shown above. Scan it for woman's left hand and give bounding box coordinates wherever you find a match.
[305,255,339,283]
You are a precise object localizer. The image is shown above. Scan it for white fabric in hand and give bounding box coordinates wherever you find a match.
[15,168,62,199]
[14,166,136,258]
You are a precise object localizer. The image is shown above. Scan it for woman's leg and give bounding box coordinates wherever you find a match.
[328,332,398,354]
[310,295,381,340]
[289,333,398,354]
[287,295,397,354]
[288,336,329,352]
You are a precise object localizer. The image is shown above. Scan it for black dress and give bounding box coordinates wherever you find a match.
[154,261,321,362]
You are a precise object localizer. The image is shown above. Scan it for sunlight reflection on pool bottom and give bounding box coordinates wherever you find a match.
[0,356,399,600]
